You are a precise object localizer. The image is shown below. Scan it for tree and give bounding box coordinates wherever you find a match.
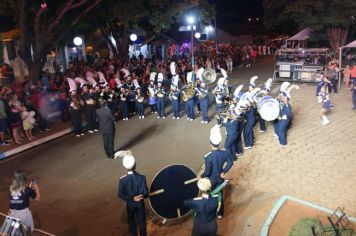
[0,34,3,65]
[264,0,356,53]
[91,0,214,61]
[0,0,102,82]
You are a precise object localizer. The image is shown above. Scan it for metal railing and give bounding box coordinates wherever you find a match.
[0,212,55,236]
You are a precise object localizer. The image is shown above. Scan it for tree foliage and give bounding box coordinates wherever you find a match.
[264,0,356,52]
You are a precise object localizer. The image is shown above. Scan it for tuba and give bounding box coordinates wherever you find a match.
[201,68,217,84]
[182,82,196,102]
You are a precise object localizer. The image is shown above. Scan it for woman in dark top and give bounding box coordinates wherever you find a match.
[7,94,23,144]
[8,170,40,232]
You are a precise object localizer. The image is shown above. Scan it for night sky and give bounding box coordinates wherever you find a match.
[0,0,264,34]
[212,0,265,35]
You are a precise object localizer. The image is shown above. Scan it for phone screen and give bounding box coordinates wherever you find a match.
[31,178,36,186]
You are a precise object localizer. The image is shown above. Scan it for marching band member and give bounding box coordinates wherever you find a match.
[126,77,137,116]
[196,81,210,124]
[68,92,84,137]
[243,76,258,150]
[201,125,233,220]
[81,84,98,133]
[184,178,219,236]
[318,83,331,126]
[275,83,297,146]
[184,72,196,121]
[136,87,145,119]
[117,151,148,236]
[156,74,166,119]
[222,112,238,161]
[119,86,129,121]
[213,77,225,114]
[233,85,245,156]
[169,75,181,119]
[148,72,157,114]
[220,68,232,104]
[258,78,273,133]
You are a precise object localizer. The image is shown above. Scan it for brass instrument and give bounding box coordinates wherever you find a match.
[182,82,196,102]
[157,88,165,98]
[137,95,144,103]
[201,68,217,84]
[147,87,156,97]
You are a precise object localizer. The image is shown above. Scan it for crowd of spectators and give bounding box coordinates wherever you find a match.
[0,42,265,146]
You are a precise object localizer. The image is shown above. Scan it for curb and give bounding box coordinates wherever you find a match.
[260,195,356,236]
[0,128,73,160]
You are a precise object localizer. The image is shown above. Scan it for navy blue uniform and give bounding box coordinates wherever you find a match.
[156,88,166,118]
[223,119,238,160]
[82,92,97,132]
[119,91,129,119]
[276,103,292,145]
[235,116,244,155]
[185,92,196,120]
[170,90,180,118]
[201,150,233,217]
[184,195,219,236]
[118,171,148,236]
[197,87,210,122]
[243,107,256,147]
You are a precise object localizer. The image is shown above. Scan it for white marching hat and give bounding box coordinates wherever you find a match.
[264,78,273,92]
[249,76,258,88]
[210,124,222,146]
[67,77,77,93]
[170,61,176,75]
[157,73,164,83]
[150,72,157,82]
[220,68,228,79]
[197,178,211,192]
[186,71,193,83]
[114,150,136,170]
[217,77,225,87]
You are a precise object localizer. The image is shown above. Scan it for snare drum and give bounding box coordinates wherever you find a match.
[148,97,156,105]
[258,96,280,121]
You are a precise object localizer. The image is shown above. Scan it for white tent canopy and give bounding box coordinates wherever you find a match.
[343,40,356,48]
[287,27,313,41]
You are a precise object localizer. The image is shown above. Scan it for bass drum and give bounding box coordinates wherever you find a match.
[149,164,199,220]
[258,96,280,121]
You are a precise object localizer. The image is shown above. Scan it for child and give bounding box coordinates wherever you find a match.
[21,107,36,141]
[318,83,331,126]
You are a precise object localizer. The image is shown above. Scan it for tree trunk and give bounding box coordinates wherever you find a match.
[117,30,129,62]
[326,27,349,56]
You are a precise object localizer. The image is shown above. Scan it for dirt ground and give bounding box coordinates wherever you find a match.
[269,200,356,235]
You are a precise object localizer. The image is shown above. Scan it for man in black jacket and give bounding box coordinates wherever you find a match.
[118,152,148,236]
[96,100,116,158]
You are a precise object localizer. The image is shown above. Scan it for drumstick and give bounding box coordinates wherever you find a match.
[184,177,200,185]
[149,189,165,197]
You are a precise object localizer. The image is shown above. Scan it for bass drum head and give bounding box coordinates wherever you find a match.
[149,164,199,220]
[258,96,280,121]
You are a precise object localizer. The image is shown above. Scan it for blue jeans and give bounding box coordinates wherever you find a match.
[157,97,165,117]
[199,98,209,121]
[120,102,128,119]
[171,99,180,117]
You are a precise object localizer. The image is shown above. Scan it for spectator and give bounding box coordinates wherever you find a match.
[8,170,40,233]
[343,65,351,89]
[8,94,23,144]
[0,92,9,145]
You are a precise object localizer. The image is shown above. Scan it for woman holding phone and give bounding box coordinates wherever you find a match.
[8,170,40,233]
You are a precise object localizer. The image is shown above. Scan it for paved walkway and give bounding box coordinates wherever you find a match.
[1,57,355,236]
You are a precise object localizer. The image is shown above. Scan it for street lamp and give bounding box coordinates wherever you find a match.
[195,32,201,39]
[186,15,196,81]
[130,33,138,42]
[73,36,83,46]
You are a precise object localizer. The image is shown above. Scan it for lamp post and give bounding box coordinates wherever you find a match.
[187,16,195,81]
[130,33,138,58]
